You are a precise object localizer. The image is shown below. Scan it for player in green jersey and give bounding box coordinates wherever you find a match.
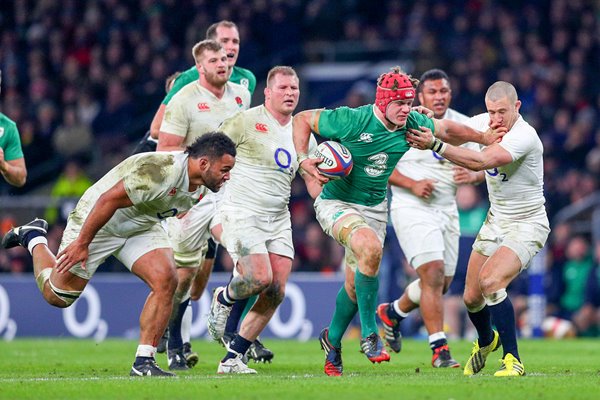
[293,66,503,376]
[0,70,27,187]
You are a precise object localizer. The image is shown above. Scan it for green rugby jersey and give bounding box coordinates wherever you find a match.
[0,113,24,161]
[161,65,256,105]
[317,105,434,206]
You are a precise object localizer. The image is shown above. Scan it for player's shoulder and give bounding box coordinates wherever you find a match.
[445,108,470,123]
[231,66,256,84]
[466,112,489,130]
[0,112,17,128]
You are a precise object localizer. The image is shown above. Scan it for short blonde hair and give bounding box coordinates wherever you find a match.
[192,40,223,64]
[486,81,518,103]
[266,66,298,87]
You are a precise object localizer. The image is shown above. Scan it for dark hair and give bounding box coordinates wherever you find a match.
[206,20,238,40]
[185,132,236,160]
[418,69,450,93]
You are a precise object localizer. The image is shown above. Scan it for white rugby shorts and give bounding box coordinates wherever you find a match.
[314,197,387,271]
[390,204,459,275]
[61,222,171,280]
[472,211,550,270]
[220,209,293,266]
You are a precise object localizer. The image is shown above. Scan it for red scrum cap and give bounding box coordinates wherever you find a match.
[375,67,416,114]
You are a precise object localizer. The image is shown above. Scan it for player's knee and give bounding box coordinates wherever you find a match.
[419,263,445,289]
[355,240,382,275]
[44,278,82,308]
[483,288,507,306]
[264,283,285,307]
[478,275,500,297]
[463,290,485,312]
[152,268,178,296]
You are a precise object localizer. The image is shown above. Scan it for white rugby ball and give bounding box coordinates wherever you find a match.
[312,140,353,179]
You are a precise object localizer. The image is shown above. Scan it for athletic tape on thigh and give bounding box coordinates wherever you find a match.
[334,214,369,248]
[48,279,82,306]
[35,268,52,292]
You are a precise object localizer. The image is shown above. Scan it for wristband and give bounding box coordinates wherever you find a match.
[297,153,309,164]
[430,138,448,155]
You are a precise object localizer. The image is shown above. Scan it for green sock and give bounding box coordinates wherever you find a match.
[355,270,379,338]
[328,286,358,348]
[240,295,258,321]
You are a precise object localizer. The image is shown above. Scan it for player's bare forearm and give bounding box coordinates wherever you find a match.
[301,172,323,199]
[77,181,134,245]
[292,110,317,155]
[388,169,416,189]
[157,132,185,152]
[432,119,483,146]
[150,104,166,140]
[0,157,27,187]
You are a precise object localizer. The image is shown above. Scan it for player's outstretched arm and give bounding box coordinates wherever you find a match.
[433,119,506,146]
[293,109,328,185]
[157,131,185,152]
[407,126,512,171]
[56,180,134,273]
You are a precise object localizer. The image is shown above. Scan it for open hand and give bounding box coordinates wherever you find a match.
[406,126,436,150]
[56,239,89,273]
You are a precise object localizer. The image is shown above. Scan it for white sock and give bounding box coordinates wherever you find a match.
[182,302,192,343]
[28,237,48,255]
[428,331,447,345]
[392,300,410,318]
[136,344,156,358]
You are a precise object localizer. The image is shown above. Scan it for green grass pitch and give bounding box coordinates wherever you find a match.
[0,338,598,399]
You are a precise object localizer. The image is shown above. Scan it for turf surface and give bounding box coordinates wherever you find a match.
[0,338,598,399]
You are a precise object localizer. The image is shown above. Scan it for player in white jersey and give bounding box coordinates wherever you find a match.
[378,69,484,368]
[407,81,550,377]
[206,66,320,374]
[156,39,250,370]
[1,134,237,377]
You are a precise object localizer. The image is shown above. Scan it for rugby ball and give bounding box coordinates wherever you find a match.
[312,141,353,179]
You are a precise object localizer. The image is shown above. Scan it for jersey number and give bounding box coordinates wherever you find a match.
[364,153,388,177]
[486,168,508,182]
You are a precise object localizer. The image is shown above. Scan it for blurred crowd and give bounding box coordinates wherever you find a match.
[0,0,599,336]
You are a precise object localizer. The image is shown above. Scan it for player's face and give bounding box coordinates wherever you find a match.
[386,99,413,127]
[198,49,229,87]
[486,96,521,131]
[265,74,300,116]
[418,78,451,119]
[200,154,235,192]
[214,26,240,69]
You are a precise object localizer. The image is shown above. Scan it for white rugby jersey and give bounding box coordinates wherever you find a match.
[390,108,476,209]
[219,105,316,215]
[70,152,207,236]
[466,113,546,219]
[160,80,251,146]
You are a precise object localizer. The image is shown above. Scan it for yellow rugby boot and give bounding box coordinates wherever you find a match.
[464,330,501,376]
[494,353,525,377]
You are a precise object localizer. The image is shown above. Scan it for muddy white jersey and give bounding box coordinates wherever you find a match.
[390,108,476,209]
[467,113,546,219]
[219,105,316,215]
[160,80,251,146]
[70,152,207,236]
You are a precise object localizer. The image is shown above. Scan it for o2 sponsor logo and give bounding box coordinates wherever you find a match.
[486,167,508,182]
[274,148,294,176]
[63,284,107,341]
[0,284,17,340]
